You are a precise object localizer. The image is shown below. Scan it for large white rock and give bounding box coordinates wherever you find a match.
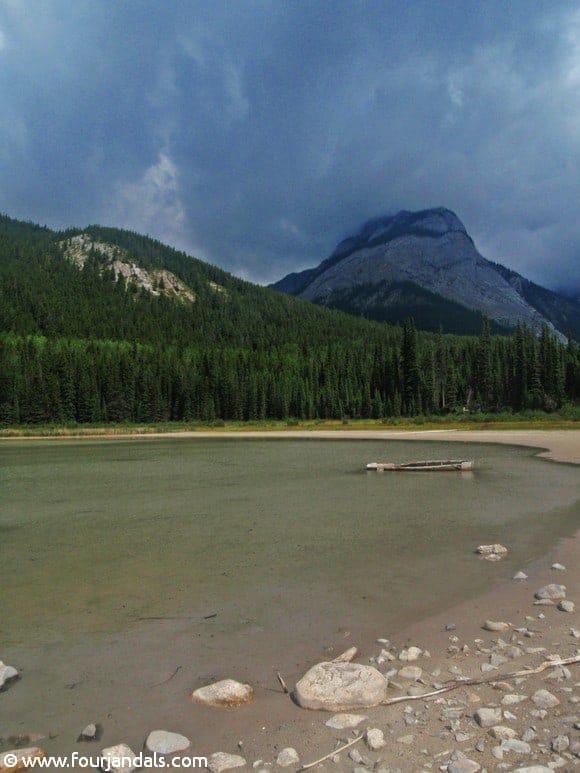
[0,662,18,691]
[294,661,388,710]
[100,744,138,773]
[192,679,253,708]
[531,689,559,709]
[207,752,246,772]
[145,730,191,755]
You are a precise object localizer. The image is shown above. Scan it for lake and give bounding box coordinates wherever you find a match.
[1,437,578,754]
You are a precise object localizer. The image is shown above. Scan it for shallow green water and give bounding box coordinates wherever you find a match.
[1,438,579,646]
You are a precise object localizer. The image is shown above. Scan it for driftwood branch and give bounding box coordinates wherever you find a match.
[379,655,580,706]
[299,734,364,771]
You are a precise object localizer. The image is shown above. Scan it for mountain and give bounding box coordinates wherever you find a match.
[271,208,580,338]
[0,214,392,349]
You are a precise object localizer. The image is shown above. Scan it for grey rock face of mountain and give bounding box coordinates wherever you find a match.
[272,208,580,337]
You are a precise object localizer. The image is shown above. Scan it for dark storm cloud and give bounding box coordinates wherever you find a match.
[0,0,579,292]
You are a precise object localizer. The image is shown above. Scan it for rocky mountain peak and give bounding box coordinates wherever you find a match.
[330,207,469,264]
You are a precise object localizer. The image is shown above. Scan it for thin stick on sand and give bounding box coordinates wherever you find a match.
[300,734,364,771]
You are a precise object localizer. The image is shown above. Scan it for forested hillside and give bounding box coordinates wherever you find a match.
[0,215,578,424]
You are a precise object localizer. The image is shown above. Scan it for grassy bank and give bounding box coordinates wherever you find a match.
[1,409,579,438]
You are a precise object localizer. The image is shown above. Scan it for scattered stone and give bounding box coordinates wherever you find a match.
[0,748,45,772]
[78,724,100,742]
[571,628,580,638]
[397,735,414,745]
[333,647,358,663]
[100,744,138,773]
[145,731,191,755]
[531,689,560,709]
[192,679,253,708]
[500,739,531,754]
[398,666,422,681]
[483,621,509,632]
[490,654,508,668]
[513,571,528,580]
[445,623,457,631]
[474,707,502,727]
[534,584,566,600]
[294,661,387,710]
[275,748,299,767]
[551,735,569,753]
[207,753,247,773]
[490,726,518,740]
[0,662,19,691]
[557,600,574,613]
[501,694,528,706]
[447,758,481,773]
[551,563,566,571]
[513,767,552,772]
[533,599,553,606]
[324,713,366,729]
[399,646,422,661]
[476,544,508,559]
[365,728,386,751]
[522,728,537,743]
[481,663,497,673]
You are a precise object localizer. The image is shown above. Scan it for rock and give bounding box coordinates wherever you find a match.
[0,662,19,691]
[501,694,527,706]
[100,744,138,773]
[445,622,457,631]
[208,753,247,772]
[513,571,528,580]
[447,759,480,773]
[483,620,509,632]
[521,728,537,743]
[551,563,566,571]
[294,661,388,710]
[399,646,422,661]
[489,726,518,740]
[365,728,386,751]
[396,734,414,745]
[490,654,508,668]
[332,646,358,662]
[571,627,580,638]
[534,584,566,600]
[275,748,299,767]
[557,599,574,612]
[0,748,45,772]
[324,713,366,729]
[474,707,502,727]
[513,768,552,773]
[192,679,253,708]
[531,689,559,709]
[500,739,531,754]
[476,544,508,558]
[551,735,569,753]
[533,599,553,606]
[145,730,191,755]
[398,666,422,681]
[78,723,101,742]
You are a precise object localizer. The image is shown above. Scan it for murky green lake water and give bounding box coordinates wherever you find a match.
[1,438,579,648]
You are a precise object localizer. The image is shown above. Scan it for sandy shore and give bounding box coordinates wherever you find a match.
[1,430,578,771]
[4,427,579,464]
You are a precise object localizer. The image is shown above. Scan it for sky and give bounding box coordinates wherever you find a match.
[0,0,579,294]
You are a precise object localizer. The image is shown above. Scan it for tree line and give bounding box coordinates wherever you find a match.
[1,321,577,425]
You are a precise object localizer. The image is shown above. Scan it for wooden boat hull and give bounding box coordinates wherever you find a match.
[366,460,474,472]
